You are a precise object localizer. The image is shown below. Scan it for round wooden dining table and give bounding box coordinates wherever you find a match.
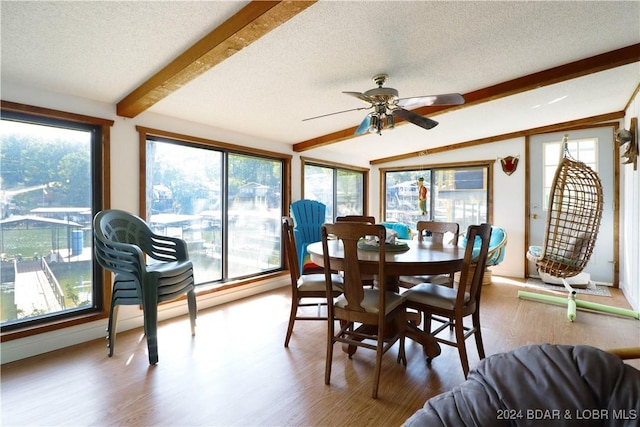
[307,239,464,283]
[306,239,465,359]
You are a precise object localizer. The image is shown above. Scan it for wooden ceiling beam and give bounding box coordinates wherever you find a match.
[370,111,625,165]
[293,43,640,153]
[117,1,316,118]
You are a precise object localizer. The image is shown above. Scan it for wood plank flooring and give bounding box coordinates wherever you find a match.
[2,276,639,426]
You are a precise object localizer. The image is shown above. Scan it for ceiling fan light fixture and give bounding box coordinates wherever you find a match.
[304,74,464,136]
[369,114,380,133]
[386,114,395,130]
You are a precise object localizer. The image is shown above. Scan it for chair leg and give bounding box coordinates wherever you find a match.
[107,303,119,357]
[397,337,407,367]
[142,291,159,365]
[422,311,434,360]
[472,311,485,359]
[371,325,385,399]
[455,317,470,378]
[346,322,357,358]
[284,297,299,347]
[325,315,335,386]
[187,289,197,336]
[396,311,407,366]
[145,323,159,365]
[423,311,432,334]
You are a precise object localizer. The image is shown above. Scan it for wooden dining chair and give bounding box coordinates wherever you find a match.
[282,216,343,347]
[321,222,406,399]
[399,221,460,288]
[403,223,492,378]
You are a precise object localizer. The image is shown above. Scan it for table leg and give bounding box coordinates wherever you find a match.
[405,322,441,359]
[374,276,441,359]
[338,322,441,360]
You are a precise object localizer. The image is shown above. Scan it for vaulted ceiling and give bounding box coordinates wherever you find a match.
[2,1,639,165]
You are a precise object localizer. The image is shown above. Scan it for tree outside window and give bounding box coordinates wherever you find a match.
[303,160,367,223]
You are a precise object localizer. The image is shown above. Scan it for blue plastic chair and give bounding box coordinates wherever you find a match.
[462,226,507,267]
[290,200,326,273]
[486,227,507,267]
[379,221,413,240]
[458,226,507,287]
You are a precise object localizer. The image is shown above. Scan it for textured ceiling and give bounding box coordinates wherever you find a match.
[2,1,639,165]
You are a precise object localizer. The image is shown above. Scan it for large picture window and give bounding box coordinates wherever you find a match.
[141,128,289,287]
[302,158,368,223]
[382,162,491,234]
[1,104,111,333]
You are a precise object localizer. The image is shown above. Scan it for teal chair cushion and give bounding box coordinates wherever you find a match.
[380,222,412,240]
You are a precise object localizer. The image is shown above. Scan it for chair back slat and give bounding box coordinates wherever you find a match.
[321,223,386,315]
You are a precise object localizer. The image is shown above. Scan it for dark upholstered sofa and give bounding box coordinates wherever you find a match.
[404,344,640,427]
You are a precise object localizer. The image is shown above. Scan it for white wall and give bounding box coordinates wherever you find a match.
[620,92,640,312]
[370,138,527,279]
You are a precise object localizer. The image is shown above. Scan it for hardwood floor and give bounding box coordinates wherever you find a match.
[2,277,639,426]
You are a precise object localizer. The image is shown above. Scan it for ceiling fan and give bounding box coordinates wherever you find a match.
[303,74,465,135]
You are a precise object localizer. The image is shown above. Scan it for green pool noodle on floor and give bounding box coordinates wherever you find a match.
[567,293,577,322]
[518,290,640,320]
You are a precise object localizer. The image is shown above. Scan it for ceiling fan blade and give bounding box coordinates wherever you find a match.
[392,108,439,130]
[396,93,465,109]
[302,106,371,121]
[343,91,374,104]
[355,114,371,135]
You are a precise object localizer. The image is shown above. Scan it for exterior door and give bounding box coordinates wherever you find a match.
[528,127,616,284]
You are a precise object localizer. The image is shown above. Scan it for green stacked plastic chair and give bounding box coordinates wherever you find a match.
[93,209,197,365]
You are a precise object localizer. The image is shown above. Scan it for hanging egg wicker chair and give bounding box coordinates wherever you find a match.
[527,135,604,280]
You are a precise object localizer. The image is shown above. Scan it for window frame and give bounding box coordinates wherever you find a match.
[379,159,494,229]
[136,126,292,293]
[0,101,113,341]
[301,157,369,221]
[542,137,599,211]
